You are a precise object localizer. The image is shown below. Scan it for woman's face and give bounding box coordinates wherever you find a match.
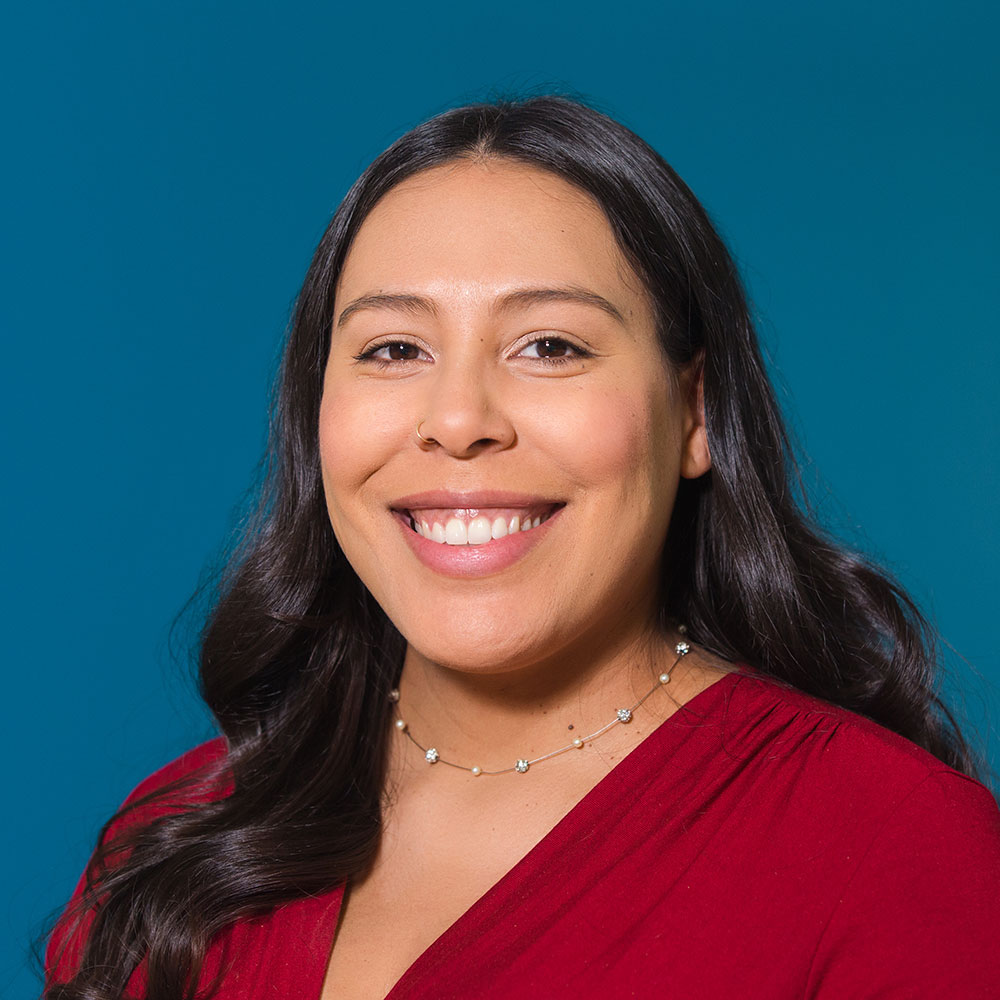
[320,159,709,674]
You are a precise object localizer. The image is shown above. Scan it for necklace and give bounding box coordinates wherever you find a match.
[390,637,692,776]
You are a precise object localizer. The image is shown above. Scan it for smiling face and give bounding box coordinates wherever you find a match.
[319,159,709,675]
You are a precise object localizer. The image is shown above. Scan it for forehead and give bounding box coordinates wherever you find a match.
[335,159,650,320]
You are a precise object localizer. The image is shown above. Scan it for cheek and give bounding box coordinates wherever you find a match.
[317,384,411,597]
[318,391,353,502]
[317,384,399,523]
[557,379,677,500]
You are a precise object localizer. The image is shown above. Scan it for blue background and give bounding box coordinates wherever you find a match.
[3,1,997,994]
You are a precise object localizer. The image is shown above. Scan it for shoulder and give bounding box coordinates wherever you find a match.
[67,735,231,876]
[123,737,230,803]
[46,737,231,986]
[685,670,1000,992]
[108,736,232,835]
[730,675,1000,993]
[703,668,998,827]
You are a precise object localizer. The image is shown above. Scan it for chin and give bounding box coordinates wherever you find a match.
[398,614,561,675]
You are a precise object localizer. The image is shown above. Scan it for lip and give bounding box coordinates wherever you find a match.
[390,489,558,511]
[390,491,564,579]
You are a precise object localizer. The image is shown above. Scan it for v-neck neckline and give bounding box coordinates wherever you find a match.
[311,667,742,1000]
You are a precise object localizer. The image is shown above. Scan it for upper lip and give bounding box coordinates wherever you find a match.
[390,489,562,511]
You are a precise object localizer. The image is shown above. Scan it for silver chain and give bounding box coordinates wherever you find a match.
[390,638,691,776]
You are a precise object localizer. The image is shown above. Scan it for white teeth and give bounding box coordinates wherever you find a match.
[409,509,555,546]
[467,516,493,545]
[445,518,468,545]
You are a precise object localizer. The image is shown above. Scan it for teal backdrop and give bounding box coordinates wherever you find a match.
[3,1,997,994]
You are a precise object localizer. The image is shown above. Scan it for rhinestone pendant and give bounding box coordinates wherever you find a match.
[675,641,690,655]
[425,748,439,764]
[616,708,633,723]
[388,688,400,702]
[514,759,530,773]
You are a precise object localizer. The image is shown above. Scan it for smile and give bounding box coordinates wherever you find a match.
[389,491,564,578]
[402,505,559,546]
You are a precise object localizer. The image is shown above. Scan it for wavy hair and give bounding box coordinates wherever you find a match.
[44,95,984,999]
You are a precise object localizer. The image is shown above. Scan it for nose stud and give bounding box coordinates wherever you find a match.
[415,421,437,445]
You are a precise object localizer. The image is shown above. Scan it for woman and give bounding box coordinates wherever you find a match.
[46,96,1000,999]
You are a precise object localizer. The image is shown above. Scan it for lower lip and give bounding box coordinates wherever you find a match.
[393,509,562,579]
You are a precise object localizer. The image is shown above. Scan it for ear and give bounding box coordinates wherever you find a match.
[679,354,711,479]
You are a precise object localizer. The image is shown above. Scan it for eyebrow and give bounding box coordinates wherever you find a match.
[335,285,626,328]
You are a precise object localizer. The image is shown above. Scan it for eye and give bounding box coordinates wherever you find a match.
[353,340,428,364]
[517,336,591,363]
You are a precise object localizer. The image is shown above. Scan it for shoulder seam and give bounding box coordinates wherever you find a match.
[731,674,976,780]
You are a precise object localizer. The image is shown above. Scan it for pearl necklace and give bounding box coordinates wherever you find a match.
[390,639,692,776]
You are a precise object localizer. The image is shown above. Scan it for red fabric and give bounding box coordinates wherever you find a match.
[49,670,1000,998]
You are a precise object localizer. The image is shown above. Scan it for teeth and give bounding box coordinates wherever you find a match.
[467,516,493,545]
[445,518,468,545]
[407,508,554,546]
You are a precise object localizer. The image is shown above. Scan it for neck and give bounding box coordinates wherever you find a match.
[393,621,689,769]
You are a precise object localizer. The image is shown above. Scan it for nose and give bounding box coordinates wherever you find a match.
[416,359,516,458]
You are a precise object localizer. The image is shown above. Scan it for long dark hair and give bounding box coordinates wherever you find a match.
[45,95,986,999]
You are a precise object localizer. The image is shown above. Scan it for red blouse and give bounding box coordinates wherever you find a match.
[49,670,1000,998]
